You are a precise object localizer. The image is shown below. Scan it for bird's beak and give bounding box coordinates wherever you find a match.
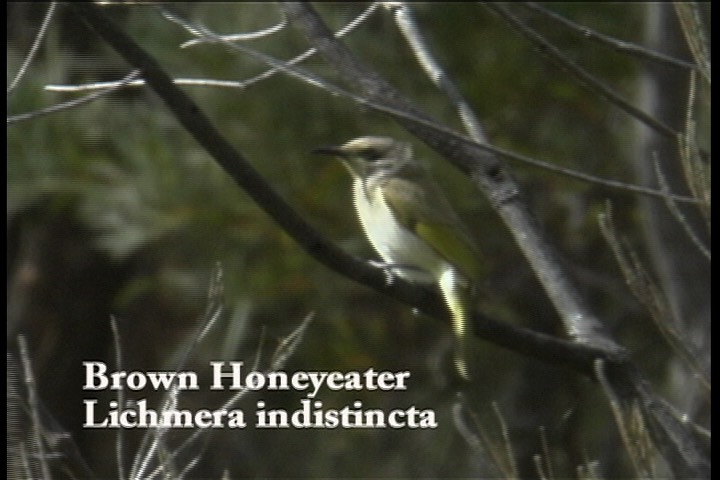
[312,146,346,158]
[312,145,363,178]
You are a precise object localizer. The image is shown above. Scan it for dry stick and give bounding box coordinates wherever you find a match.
[385,3,486,142]
[486,3,683,143]
[521,2,698,71]
[8,70,142,124]
[167,15,699,206]
[18,336,53,480]
[488,4,710,164]
[8,2,57,93]
[50,6,700,205]
[673,3,711,85]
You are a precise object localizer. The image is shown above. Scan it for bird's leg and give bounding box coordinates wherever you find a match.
[367,260,398,285]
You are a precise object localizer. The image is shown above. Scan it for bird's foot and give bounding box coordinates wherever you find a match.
[368,260,398,286]
[368,260,428,286]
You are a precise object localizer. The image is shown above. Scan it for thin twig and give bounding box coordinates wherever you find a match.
[678,71,711,223]
[181,11,288,47]
[49,3,379,94]
[492,402,518,479]
[485,3,685,143]
[521,2,698,71]
[18,336,53,480]
[47,77,246,91]
[597,204,710,389]
[384,2,486,142]
[533,454,549,480]
[179,2,380,89]
[144,314,313,480]
[451,394,517,479]
[162,8,699,205]
[653,155,710,259]
[594,360,654,478]
[673,3,711,85]
[46,6,699,205]
[131,265,226,480]
[538,426,553,480]
[198,262,225,341]
[8,2,57,93]
[8,70,142,124]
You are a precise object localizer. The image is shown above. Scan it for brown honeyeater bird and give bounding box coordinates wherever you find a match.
[313,136,481,380]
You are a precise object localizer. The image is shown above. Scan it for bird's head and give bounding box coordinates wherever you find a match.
[313,136,414,179]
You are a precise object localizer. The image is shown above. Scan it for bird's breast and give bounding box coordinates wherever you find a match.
[352,179,443,284]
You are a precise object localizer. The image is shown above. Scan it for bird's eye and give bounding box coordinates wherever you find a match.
[362,148,383,161]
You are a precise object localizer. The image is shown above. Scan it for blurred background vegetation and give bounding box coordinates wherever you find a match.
[7,3,709,478]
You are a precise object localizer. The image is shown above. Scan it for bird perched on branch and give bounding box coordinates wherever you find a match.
[314,136,481,380]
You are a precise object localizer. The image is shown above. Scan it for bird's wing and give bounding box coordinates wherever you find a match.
[382,176,481,281]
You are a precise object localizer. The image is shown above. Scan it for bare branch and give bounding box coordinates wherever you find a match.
[7,2,57,93]
[162,7,702,206]
[52,7,700,205]
[653,155,710,260]
[679,71,711,223]
[451,395,517,478]
[143,314,313,480]
[69,2,626,380]
[48,3,380,94]
[521,2,699,71]
[281,1,623,356]
[485,3,688,144]
[270,312,314,368]
[18,336,53,480]
[384,2,486,142]
[181,10,288,47]
[597,204,710,389]
[674,3,711,85]
[492,402,518,479]
[8,70,142,124]
[537,426,554,480]
[282,3,709,476]
[595,360,656,479]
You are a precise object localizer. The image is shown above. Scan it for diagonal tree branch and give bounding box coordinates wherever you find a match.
[70,4,709,475]
[280,1,620,354]
[67,3,616,381]
[520,2,698,71]
[279,3,709,477]
[486,3,683,143]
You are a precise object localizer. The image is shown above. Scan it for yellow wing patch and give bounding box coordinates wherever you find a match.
[414,221,480,281]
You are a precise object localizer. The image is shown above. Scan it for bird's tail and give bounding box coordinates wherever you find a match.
[438,267,472,380]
